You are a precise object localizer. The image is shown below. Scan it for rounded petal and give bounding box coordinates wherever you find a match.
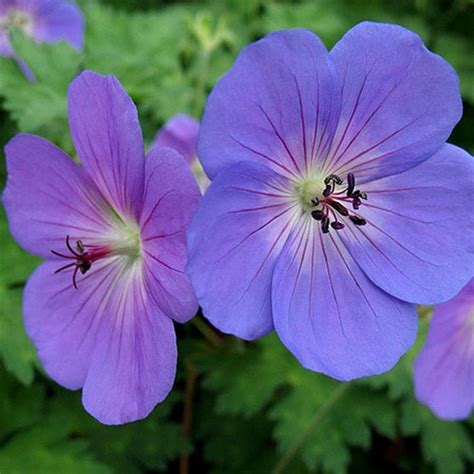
[153,114,199,165]
[338,144,474,305]
[32,0,84,49]
[414,280,474,420]
[325,22,462,181]
[24,258,177,425]
[3,134,113,259]
[139,147,200,324]
[67,71,145,219]
[82,266,177,425]
[198,29,341,180]
[272,221,418,380]
[187,161,297,339]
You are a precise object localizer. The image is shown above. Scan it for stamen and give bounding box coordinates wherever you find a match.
[327,200,349,217]
[321,215,330,233]
[331,221,345,230]
[311,209,325,221]
[51,235,108,289]
[309,172,368,233]
[349,215,367,226]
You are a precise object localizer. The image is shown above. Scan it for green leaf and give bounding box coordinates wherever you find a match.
[0,31,82,154]
[0,418,112,474]
[401,398,474,474]
[0,207,40,385]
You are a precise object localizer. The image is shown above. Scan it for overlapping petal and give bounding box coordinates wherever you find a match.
[272,221,418,380]
[414,280,474,420]
[338,145,474,305]
[2,134,114,259]
[153,114,199,165]
[67,71,145,219]
[140,147,200,323]
[198,29,341,180]
[325,22,462,181]
[24,258,177,425]
[187,161,298,339]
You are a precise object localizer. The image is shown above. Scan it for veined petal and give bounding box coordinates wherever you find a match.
[272,221,417,380]
[325,22,462,181]
[198,29,341,180]
[24,258,177,425]
[23,259,117,390]
[82,263,177,425]
[3,134,113,259]
[140,147,200,324]
[414,280,474,420]
[67,71,145,219]
[187,161,297,339]
[31,0,84,49]
[338,145,474,305]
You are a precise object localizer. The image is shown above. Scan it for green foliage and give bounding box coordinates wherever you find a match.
[0,208,39,385]
[0,31,82,154]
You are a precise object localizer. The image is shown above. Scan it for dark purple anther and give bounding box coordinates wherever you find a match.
[349,215,367,226]
[331,221,345,230]
[311,209,325,220]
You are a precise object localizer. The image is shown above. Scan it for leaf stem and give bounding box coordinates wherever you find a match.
[271,382,352,474]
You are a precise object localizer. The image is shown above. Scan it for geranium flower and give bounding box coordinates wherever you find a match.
[187,22,474,380]
[414,279,474,420]
[153,113,210,192]
[2,71,200,424]
[0,0,83,78]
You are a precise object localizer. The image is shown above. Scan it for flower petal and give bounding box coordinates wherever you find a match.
[325,22,462,181]
[82,264,177,425]
[198,29,341,180]
[338,144,474,305]
[414,280,474,420]
[187,161,297,339]
[23,259,119,390]
[139,147,200,324]
[32,0,84,49]
[272,221,417,380]
[24,258,177,425]
[153,114,199,165]
[67,71,145,219]
[3,134,113,259]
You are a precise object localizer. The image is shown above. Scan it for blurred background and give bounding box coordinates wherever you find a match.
[0,0,473,472]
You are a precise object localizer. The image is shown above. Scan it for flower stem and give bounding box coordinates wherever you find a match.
[191,316,224,348]
[271,382,352,474]
[179,363,198,474]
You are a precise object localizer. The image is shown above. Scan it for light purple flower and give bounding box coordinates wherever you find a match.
[2,71,200,424]
[0,0,83,78]
[414,280,474,420]
[187,23,474,380]
[153,114,210,192]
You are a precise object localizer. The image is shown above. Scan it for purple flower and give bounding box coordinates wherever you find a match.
[187,23,474,380]
[414,280,474,420]
[2,71,200,424]
[0,0,83,78]
[153,114,210,192]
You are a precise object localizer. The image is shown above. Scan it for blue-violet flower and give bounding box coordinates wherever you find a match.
[187,22,474,380]
[3,71,200,424]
